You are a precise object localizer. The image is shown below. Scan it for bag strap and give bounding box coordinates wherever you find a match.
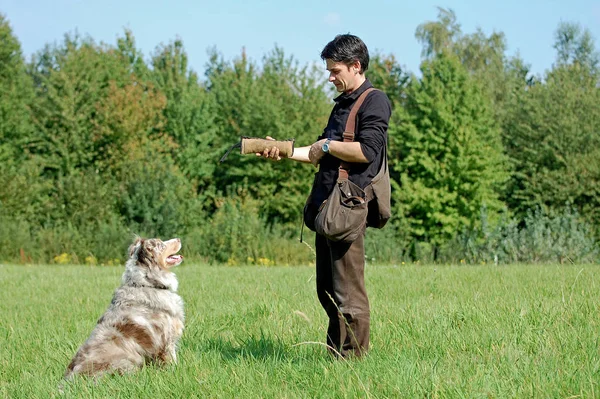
[339,87,376,180]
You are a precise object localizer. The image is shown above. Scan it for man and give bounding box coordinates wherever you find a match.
[260,34,392,357]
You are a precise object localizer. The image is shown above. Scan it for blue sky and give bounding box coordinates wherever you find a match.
[3,0,600,77]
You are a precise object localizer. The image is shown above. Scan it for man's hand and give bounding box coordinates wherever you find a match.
[256,136,281,161]
[255,137,313,164]
[309,139,327,167]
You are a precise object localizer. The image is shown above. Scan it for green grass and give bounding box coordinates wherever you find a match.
[1,263,599,398]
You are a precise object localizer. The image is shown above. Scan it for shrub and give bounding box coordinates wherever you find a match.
[198,196,266,265]
[186,194,314,266]
[364,224,412,265]
[440,205,599,264]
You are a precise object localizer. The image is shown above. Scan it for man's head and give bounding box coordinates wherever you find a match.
[321,34,370,94]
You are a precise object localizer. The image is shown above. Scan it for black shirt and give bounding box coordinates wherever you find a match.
[311,79,392,206]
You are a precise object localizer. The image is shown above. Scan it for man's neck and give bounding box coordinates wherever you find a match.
[345,75,367,94]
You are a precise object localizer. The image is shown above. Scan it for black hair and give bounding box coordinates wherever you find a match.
[320,34,370,73]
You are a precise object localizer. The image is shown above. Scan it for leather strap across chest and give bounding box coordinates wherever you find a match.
[338,87,376,180]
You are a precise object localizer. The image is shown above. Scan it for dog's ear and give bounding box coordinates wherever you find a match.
[129,236,143,257]
[137,239,164,268]
[143,239,157,252]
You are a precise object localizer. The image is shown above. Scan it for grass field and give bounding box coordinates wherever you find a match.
[1,262,599,398]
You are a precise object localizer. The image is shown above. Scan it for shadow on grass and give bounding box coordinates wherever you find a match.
[202,334,290,361]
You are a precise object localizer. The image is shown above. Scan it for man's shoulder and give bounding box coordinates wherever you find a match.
[361,88,392,113]
[366,87,390,102]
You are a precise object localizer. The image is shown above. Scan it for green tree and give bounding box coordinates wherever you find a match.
[389,52,508,248]
[25,31,201,238]
[116,29,152,80]
[503,24,600,228]
[150,39,218,196]
[27,33,140,178]
[95,74,200,237]
[415,7,462,59]
[205,47,331,224]
[415,7,531,125]
[364,53,408,108]
[553,22,599,72]
[0,14,34,161]
[0,14,51,228]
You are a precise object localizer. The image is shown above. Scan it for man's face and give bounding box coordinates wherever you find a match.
[326,59,360,94]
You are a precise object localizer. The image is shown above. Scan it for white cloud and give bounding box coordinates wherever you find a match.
[323,12,341,27]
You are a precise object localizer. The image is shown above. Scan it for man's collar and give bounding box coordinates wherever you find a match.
[334,79,373,103]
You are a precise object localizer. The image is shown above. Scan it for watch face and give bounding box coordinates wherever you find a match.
[322,143,329,153]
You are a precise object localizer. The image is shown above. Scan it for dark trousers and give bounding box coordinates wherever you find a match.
[315,228,370,358]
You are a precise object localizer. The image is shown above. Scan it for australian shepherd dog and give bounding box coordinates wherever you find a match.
[63,237,185,381]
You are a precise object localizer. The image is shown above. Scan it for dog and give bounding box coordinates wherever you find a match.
[63,237,185,381]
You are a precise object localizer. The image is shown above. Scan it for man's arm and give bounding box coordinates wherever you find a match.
[289,145,311,163]
[258,140,368,166]
[309,139,368,165]
[307,91,391,166]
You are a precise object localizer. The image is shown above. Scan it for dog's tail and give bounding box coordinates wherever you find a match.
[57,379,67,395]
[58,366,77,394]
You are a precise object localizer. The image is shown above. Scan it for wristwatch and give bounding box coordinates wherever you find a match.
[322,139,331,153]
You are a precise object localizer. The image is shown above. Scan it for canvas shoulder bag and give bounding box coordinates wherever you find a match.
[366,145,391,229]
[313,88,375,243]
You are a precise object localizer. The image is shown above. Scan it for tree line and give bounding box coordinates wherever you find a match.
[0,8,598,265]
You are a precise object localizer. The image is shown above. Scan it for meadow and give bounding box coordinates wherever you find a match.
[1,263,599,398]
